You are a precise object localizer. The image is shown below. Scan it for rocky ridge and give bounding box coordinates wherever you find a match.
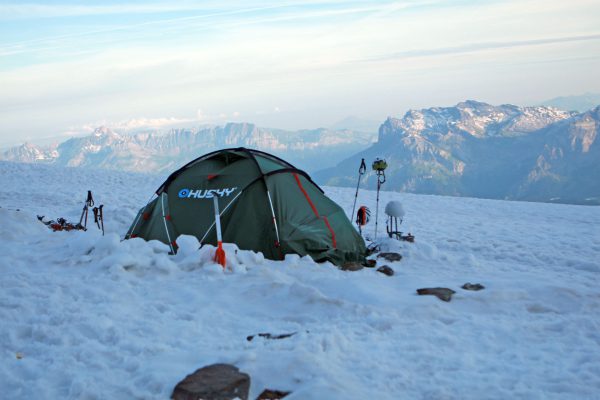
[315,101,599,205]
[1,123,376,173]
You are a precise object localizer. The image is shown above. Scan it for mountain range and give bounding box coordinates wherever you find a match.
[0,124,376,174]
[314,100,600,205]
[3,100,599,205]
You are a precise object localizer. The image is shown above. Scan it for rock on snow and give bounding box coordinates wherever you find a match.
[1,161,600,399]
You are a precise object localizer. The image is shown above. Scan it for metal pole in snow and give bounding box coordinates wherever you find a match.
[350,158,367,220]
[213,195,226,269]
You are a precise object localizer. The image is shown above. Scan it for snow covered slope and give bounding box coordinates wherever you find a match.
[1,161,599,399]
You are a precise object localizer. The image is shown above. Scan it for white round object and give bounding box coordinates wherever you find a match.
[385,201,405,218]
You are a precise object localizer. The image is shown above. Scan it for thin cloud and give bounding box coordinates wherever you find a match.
[0,3,294,54]
[0,3,218,19]
[0,1,418,57]
[362,33,600,62]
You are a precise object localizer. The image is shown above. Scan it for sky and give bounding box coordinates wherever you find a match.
[1,0,600,145]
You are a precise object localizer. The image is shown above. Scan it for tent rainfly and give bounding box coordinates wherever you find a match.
[125,148,366,266]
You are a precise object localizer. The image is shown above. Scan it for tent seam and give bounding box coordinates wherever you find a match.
[292,173,337,249]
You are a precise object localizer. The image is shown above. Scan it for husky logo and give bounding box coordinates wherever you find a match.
[178,187,237,199]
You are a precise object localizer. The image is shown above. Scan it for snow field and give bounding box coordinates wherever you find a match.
[1,161,600,399]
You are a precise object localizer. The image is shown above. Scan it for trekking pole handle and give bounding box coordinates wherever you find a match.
[86,190,94,207]
[359,158,366,175]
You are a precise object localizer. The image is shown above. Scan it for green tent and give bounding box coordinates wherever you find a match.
[125,148,366,265]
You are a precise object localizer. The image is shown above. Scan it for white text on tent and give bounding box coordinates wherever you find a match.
[178,188,238,199]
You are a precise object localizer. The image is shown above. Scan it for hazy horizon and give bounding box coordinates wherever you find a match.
[2,0,600,145]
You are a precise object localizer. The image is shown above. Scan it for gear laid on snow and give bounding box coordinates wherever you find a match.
[37,215,85,232]
[38,190,105,234]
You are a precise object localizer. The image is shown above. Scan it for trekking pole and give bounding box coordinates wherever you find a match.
[212,195,226,269]
[350,158,367,220]
[99,205,104,235]
[372,158,387,239]
[93,205,105,235]
[78,190,94,230]
[93,207,100,229]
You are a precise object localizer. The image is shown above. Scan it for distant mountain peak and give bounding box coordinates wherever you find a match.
[92,126,120,138]
[316,101,599,205]
[456,99,490,109]
[379,101,573,141]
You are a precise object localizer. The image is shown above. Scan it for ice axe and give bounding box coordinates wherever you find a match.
[212,194,226,269]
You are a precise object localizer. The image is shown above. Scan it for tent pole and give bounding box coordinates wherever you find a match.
[125,192,156,239]
[266,190,281,247]
[161,194,175,254]
[199,190,244,244]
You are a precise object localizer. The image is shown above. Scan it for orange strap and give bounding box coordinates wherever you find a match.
[293,173,337,248]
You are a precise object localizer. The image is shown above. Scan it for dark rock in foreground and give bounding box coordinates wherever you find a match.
[256,389,291,399]
[364,259,377,268]
[377,252,402,262]
[172,363,250,400]
[462,282,485,291]
[340,261,364,271]
[377,265,394,276]
[416,287,456,302]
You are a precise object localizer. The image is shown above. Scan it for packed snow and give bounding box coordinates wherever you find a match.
[1,161,599,399]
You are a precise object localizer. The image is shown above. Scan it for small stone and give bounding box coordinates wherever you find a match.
[364,259,377,268]
[462,283,485,291]
[171,363,250,400]
[256,389,291,399]
[340,262,364,271]
[416,287,456,302]
[377,252,402,262]
[377,265,394,276]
